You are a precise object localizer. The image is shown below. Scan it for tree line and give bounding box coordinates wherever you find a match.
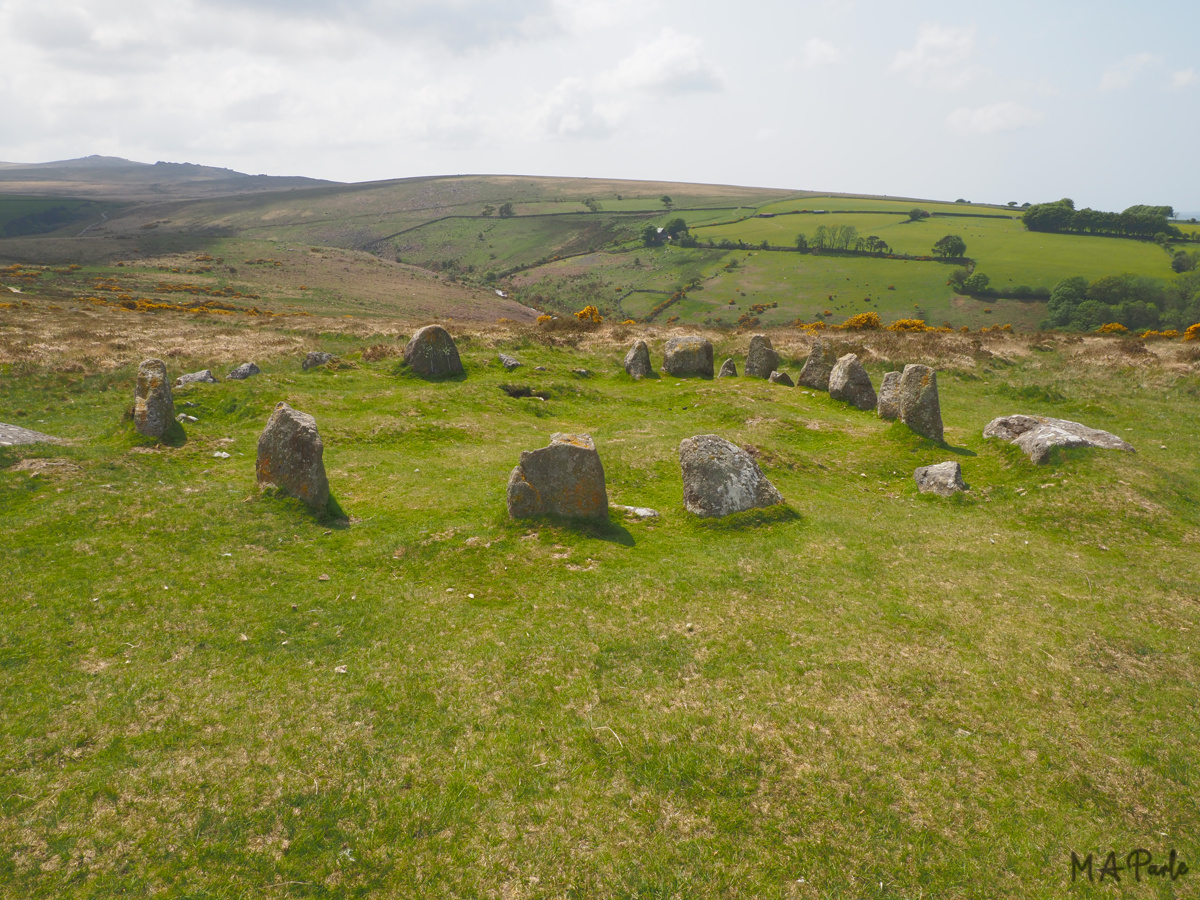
[1022,199,1188,241]
[1044,269,1200,332]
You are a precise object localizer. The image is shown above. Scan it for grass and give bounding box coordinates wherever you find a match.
[2,315,1200,898]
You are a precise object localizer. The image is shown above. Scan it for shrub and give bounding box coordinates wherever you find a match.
[886,318,928,333]
[1183,323,1200,342]
[841,311,882,331]
[537,315,553,324]
[574,305,603,323]
[1097,322,1128,334]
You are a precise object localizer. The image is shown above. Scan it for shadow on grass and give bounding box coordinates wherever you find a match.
[161,419,188,448]
[690,504,802,531]
[883,420,976,457]
[258,487,351,528]
[511,512,636,546]
[390,362,468,384]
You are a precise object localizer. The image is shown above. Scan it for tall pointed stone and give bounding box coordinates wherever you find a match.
[828,353,876,410]
[798,338,838,390]
[744,334,779,379]
[897,364,944,442]
[134,358,174,438]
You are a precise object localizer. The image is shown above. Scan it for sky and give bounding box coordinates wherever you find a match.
[1,0,1197,212]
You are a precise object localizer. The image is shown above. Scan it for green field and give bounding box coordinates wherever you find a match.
[3,320,1200,897]
[0,197,100,237]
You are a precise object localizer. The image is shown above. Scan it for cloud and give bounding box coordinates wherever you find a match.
[1099,53,1156,91]
[947,101,1044,135]
[530,78,617,139]
[1171,68,1197,90]
[607,28,724,94]
[802,38,840,68]
[892,24,976,87]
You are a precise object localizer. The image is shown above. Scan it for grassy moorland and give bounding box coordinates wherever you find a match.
[2,300,1200,898]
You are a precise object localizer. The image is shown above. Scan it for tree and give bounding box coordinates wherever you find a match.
[660,195,673,209]
[961,273,990,295]
[583,198,601,212]
[481,204,495,217]
[932,234,967,258]
[907,208,930,222]
[794,233,808,251]
[498,202,515,218]
[663,217,689,239]
[641,224,663,247]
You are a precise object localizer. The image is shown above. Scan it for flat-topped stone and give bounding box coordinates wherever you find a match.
[877,371,901,420]
[506,433,608,520]
[678,434,784,518]
[0,423,59,446]
[745,334,779,379]
[662,336,713,378]
[134,358,174,438]
[983,415,1134,464]
[914,461,966,497]
[176,369,218,387]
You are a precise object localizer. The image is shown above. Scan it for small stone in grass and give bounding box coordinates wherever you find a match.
[318,574,330,582]
[213,451,230,459]
[335,665,347,674]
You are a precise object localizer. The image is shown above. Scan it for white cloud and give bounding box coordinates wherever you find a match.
[530,78,617,139]
[1099,53,1156,91]
[553,0,650,33]
[1171,68,1197,90]
[606,28,724,94]
[892,24,976,87]
[947,101,1044,135]
[802,38,840,68]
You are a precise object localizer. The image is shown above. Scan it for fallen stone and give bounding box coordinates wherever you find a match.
[983,415,1135,464]
[914,461,966,497]
[134,358,175,438]
[213,451,231,459]
[403,325,463,377]
[176,414,198,423]
[678,434,784,518]
[718,358,738,378]
[227,362,261,380]
[256,402,330,510]
[506,433,608,520]
[897,364,944,443]
[303,351,336,371]
[0,423,59,446]
[572,368,592,377]
[624,340,652,379]
[175,369,218,387]
[612,504,660,520]
[498,353,522,371]
[745,334,780,379]
[662,336,713,378]
[534,366,547,372]
[798,338,839,390]
[768,371,794,387]
[828,353,876,410]
[877,371,901,420]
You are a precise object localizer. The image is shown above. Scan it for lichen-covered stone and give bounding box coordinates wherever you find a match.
[498,353,522,371]
[897,364,944,442]
[134,358,174,438]
[506,433,608,520]
[303,352,335,371]
[228,362,261,380]
[176,369,218,387]
[983,415,1135,464]
[717,358,738,378]
[768,371,794,386]
[255,402,329,510]
[678,434,784,518]
[877,371,901,420]
[798,338,839,390]
[828,353,876,410]
[914,461,966,497]
[403,325,464,377]
[662,336,713,378]
[624,340,652,379]
[744,334,779,379]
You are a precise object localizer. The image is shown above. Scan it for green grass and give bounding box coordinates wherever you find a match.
[3,326,1200,897]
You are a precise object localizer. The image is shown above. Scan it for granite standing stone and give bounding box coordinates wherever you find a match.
[134,358,174,438]
[983,415,1135,464]
[745,334,780,379]
[624,340,652,379]
[877,371,902,420]
[914,461,966,497]
[828,353,877,410]
[662,336,714,377]
[303,352,336,371]
[717,358,738,378]
[798,338,839,390]
[897,364,944,442]
[678,434,784,518]
[506,433,608,520]
[228,362,261,380]
[255,402,330,509]
[403,325,464,377]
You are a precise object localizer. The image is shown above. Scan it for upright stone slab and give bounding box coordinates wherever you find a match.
[828,353,877,410]
[303,352,335,371]
[768,371,794,386]
[877,371,902,420]
[662,336,713,378]
[403,325,464,377]
[134,358,174,438]
[717,358,738,378]
[256,402,330,510]
[624,340,652,379]
[798,338,839,390]
[506,433,608,520]
[897,364,944,442]
[744,334,779,379]
[914,461,966,497]
[983,415,1135,464]
[678,434,784,518]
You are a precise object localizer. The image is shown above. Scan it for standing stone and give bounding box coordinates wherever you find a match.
[914,461,966,497]
[256,402,329,510]
[828,354,877,410]
[678,434,784,518]
[897,364,944,442]
[877,371,902,420]
[228,362,261,380]
[134,359,174,438]
[624,340,652,379]
[303,351,335,371]
[506,433,608,520]
[662,336,714,377]
[745,334,780,379]
[798,338,839,390]
[403,325,463,377]
[718,358,738,378]
[498,353,522,371]
[175,369,218,387]
[768,371,794,386]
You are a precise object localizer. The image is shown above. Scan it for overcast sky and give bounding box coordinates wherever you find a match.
[1,0,1196,211]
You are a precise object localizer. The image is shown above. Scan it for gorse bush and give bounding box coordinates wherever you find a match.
[840,311,882,331]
